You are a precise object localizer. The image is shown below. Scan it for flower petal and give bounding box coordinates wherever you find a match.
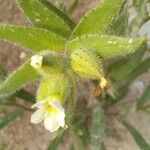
[48,99,64,112]
[44,113,60,133]
[31,100,46,109]
[48,100,65,128]
[31,108,45,124]
[30,55,43,69]
[55,110,65,128]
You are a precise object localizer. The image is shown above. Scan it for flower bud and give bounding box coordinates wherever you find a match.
[70,49,102,79]
[30,55,43,69]
[37,73,71,102]
[30,53,65,77]
[70,48,107,89]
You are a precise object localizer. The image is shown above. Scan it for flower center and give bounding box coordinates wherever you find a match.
[44,102,57,113]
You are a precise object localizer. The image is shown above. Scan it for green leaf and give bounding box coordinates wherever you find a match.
[105,0,128,36]
[125,57,150,83]
[137,85,150,110]
[91,100,106,150]
[39,0,75,29]
[17,0,75,38]
[123,121,150,150]
[106,11,128,36]
[67,34,145,58]
[108,43,146,82]
[0,62,40,97]
[108,51,144,82]
[0,24,65,52]
[0,111,22,129]
[71,0,123,38]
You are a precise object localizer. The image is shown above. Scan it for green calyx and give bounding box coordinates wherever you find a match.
[69,48,105,80]
[37,73,71,102]
[30,52,68,77]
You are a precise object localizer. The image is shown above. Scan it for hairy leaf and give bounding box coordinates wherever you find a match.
[39,0,75,29]
[108,51,143,82]
[0,24,65,52]
[108,43,146,82]
[123,121,150,150]
[0,111,22,129]
[105,0,128,36]
[106,11,128,36]
[67,34,145,58]
[125,58,150,83]
[71,0,123,38]
[17,0,75,38]
[0,62,40,97]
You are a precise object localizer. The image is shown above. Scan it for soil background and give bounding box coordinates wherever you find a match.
[0,0,150,150]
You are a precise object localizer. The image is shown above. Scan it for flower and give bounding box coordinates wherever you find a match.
[31,98,65,133]
[30,55,43,69]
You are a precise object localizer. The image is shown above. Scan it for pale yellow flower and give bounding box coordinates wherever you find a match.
[31,98,65,133]
[30,55,43,69]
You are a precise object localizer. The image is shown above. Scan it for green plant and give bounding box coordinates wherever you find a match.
[0,0,150,149]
